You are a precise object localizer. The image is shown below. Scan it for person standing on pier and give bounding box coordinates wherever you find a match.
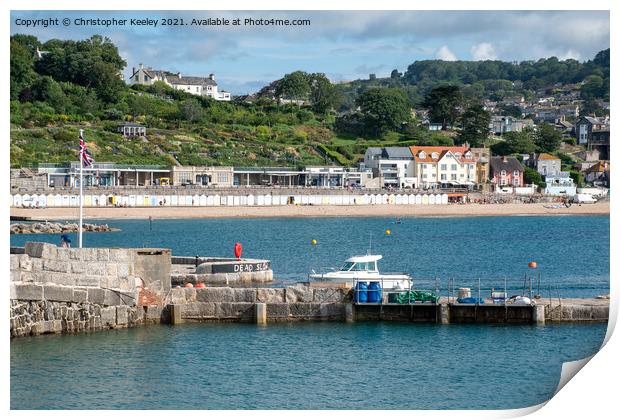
[60,234,72,248]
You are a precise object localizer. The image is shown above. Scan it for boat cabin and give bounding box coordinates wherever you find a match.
[340,255,382,272]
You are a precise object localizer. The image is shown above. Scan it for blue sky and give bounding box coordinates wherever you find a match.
[11,10,610,95]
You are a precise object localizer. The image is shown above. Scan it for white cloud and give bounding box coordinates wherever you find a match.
[435,45,457,61]
[471,42,497,60]
[557,49,582,61]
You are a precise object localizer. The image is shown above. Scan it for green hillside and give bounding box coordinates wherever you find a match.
[10,34,610,169]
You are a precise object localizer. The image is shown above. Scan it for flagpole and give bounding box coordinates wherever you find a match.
[79,129,84,248]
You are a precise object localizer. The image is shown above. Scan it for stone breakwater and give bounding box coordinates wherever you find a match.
[168,285,350,322]
[10,243,170,338]
[10,222,119,235]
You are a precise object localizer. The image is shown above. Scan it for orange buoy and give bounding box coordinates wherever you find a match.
[175,285,181,289]
[184,283,194,288]
[528,261,537,268]
[195,282,205,289]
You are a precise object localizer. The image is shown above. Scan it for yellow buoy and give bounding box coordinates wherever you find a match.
[385,229,391,235]
[311,239,317,246]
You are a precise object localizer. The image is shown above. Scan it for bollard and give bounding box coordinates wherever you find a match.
[439,303,450,324]
[255,303,267,325]
[169,304,183,325]
[345,303,354,323]
[533,304,545,325]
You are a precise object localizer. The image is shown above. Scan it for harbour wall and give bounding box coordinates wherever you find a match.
[10,243,171,338]
[9,243,609,338]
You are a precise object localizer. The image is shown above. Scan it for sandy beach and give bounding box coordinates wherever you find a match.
[10,201,610,220]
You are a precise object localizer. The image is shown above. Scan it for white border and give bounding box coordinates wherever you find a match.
[3,1,616,419]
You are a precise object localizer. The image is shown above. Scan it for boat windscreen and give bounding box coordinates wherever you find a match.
[341,262,354,271]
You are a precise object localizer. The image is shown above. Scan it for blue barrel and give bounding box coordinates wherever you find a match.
[354,282,368,303]
[368,281,382,303]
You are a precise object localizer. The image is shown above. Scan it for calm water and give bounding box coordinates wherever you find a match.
[11,322,607,410]
[10,216,609,409]
[11,215,610,297]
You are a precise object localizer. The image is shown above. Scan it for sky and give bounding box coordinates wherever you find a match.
[10,10,610,95]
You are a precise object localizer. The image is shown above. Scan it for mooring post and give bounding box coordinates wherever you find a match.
[255,303,267,325]
[345,303,354,323]
[533,304,545,325]
[439,303,450,324]
[169,304,183,325]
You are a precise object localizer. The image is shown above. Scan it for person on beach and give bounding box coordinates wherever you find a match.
[60,234,71,248]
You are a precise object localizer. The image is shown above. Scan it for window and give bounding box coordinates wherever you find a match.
[177,172,192,183]
[431,152,438,159]
[441,164,447,170]
[419,151,426,159]
[218,173,229,183]
[514,170,519,177]
[422,174,427,179]
[341,262,354,271]
[460,173,464,177]
[440,174,447,181]
[500,170,506,176]
[196,87,200,92]
[421,164,426,169]
[451,164,457,171]
[451,174,457,181]
[469,164,474,170]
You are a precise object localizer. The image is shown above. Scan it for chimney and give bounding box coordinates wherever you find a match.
[502,156,508,163]
[177,72,182,79]
[132,67,136,75]
[139,63,143,69]
[209,73,215,81]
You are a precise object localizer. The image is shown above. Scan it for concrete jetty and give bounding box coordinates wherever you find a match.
[9,243,610,338]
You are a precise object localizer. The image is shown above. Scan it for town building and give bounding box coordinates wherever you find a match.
[470,147,490,183]
[409,146,477,188]
[584,161,610,187]
[35,162,171,188]
[128,64,231,101]
[489,156,524,187]
[575,116,610,159]
[363,147,415,188]
[532,153,561,177]
[171,166,234,187]
[117,122,146,138]
[489,116,534,135]
[544,172,576,196]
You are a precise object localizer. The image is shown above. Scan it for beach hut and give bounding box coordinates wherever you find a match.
[422,194,429,205]
[435,194,443,205]
[84,195,92,206]
[13,194,22,207]
[415,194,422,204]
[46,194,55,207]
[130,195,138,206]
[247,195,255,206]
[441,194,449,204]
[199,195,207,206]
[429,194,436,205]
[213,195,221,206]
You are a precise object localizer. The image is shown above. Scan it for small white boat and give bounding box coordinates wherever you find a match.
[309,254,411,290]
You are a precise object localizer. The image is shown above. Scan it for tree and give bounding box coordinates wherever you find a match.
[390,69,402,79]
[534,123,561,153]
[179,99,203,122]
[458,104,490,147]
[422,85,463,130]
[275,71,310,101]
[10,35,40,100]
[524,166,545,188]
[308,73,341,114]
[355,88,411,136]
[30,76,69,113]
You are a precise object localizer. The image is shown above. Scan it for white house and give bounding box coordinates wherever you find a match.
[409,146,477,188]
[128,64,231,101]
[544,171,576,196]
[363,147,415,188]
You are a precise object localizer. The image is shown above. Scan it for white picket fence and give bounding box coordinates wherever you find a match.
[11,193,452,208]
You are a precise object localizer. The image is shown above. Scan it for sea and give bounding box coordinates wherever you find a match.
[10,215,610,409]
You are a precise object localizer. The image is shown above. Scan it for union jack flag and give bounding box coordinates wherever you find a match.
[79,130,94,167]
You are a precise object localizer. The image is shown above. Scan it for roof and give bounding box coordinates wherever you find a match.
[166,74,217,86]
[366,147,383,155]
[383,147,413,159]
[345,255,382,263]
[409,146,474,163]
[586,161,610,174]
[536,153,559,161]
[490,156,524,173]
[117,122,145,128]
